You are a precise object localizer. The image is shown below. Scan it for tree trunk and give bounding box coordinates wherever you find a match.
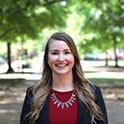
[105,52,109,66]
[6,42,14,73]
[113,36,119,67]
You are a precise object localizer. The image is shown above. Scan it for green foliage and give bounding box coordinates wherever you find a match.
[75,0,124,54]
[0,0,69,42]
[0,0,71,72]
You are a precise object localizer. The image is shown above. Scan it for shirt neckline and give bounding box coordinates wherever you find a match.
[51,89,74,94]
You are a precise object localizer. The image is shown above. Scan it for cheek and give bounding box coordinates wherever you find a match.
[66,55,75,65]
[48,56,57,66]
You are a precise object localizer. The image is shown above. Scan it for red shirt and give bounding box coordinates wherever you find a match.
[49,89,78,124]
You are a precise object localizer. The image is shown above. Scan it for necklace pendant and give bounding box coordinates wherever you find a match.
[65,103,69,108]
[52,98,56,101]
[54,100,58,104]
[68,101,72,106]
[51,92,76,109]
[62,103,64,109]
[57,102,61,107]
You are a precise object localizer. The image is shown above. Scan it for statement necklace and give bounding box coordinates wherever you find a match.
[51,92,76,109]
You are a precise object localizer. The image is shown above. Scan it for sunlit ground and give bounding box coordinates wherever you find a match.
[0,73,41,80]
[81,60,124,79]
[0,60,124,80]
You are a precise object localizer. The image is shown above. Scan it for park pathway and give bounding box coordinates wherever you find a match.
[0,78,124,124]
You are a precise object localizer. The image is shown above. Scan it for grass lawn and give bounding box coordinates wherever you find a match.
[88,78,124,83]
[88,78,124,88]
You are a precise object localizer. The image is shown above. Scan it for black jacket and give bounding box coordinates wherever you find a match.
[20,85,108,124]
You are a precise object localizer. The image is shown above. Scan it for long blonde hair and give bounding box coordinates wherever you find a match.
[31,32,103,124]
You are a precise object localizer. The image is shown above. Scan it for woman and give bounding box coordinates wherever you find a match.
[20,32,108,124]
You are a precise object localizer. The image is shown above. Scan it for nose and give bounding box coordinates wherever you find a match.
[57,53,65,61]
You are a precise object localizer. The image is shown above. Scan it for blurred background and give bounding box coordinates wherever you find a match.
[0,0,124,124]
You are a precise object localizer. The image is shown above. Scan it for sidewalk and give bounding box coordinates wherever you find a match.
[0,77,124,124]
[105,99,124,124]
[0,79,36,124]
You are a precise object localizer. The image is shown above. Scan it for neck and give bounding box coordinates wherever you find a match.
[52,72,74,92]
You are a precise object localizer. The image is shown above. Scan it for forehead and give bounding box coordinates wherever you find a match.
[49,40,70,50]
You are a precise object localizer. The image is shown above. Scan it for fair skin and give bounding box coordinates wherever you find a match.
[48,40,75,92]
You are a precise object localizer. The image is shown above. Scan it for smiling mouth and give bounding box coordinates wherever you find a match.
[56,64,67,67]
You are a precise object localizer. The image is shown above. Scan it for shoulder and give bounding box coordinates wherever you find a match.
[89,83,101,93]
[27,85,34,92]
[89,83,103,101]
[25,85,35,99]
[93,85,103,97]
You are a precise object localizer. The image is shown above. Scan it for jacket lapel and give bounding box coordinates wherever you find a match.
[38,96,50,124]
[77,98,91,124]
[77,98,85,124]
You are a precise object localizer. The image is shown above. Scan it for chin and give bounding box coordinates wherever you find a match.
[55,70,72,75]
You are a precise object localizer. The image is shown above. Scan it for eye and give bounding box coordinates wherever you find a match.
[65,51,71,54]
[51,52,59,55]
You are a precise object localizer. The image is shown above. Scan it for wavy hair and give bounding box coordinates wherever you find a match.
[30,32,103,124]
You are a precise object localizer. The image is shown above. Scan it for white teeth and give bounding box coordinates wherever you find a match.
[57,64,66,67]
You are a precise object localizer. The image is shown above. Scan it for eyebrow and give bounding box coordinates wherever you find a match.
[50,49,70,52]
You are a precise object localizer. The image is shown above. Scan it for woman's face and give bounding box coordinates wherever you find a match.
[48,40,74,75]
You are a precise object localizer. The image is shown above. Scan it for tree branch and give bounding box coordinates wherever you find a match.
[100,7,124,20]
[109,12,124,19]
[0,28,13,40]
[0,8,2,12]
[0,0,66,13]
[118,0,124,5]
[42,0,66,6]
